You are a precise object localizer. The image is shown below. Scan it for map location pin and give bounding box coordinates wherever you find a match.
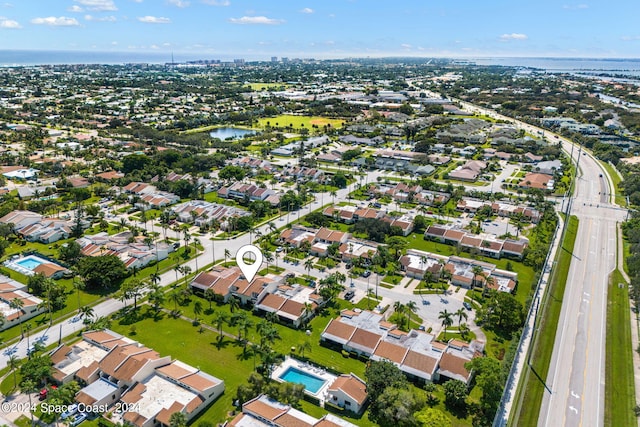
[236,244,263,283]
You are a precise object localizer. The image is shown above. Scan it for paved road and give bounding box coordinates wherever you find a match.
[0,170,386,369]
[538,153,625,427]
[455,100,627,426]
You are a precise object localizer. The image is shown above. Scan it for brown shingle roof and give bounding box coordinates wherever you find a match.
[372,340,408,364]
[327,375,368,405]
[348,328,383,353]
[243,399,287,421]
[402,350,438,375]
[322,319,356,343]
[438,352,472,381]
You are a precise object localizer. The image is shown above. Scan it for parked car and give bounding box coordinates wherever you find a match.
[69,412,87,427]
[285,273,295,279]
[275,246,284,253]
[61,404,79,420]
[361,270,371,278]
[344,290,355,300]
[463,302,472,311]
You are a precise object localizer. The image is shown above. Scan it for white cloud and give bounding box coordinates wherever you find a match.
[74,0,117,11]
[2,3,12,7]
[229,15,284,25]
[168,0,190,7]
[31,16,80,26]
[202,0,230,5]
[621,35,640,41]
[563,4,589,9]
[499,33,528,41]
[85,14,116,21]
[401,43,412,49]
[300,7,314,14]
[138,15,171,24]
[0,17,20,28]
[68,5,84,12]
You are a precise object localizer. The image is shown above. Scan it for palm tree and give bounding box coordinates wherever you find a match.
[264,251,274,273]
[20,378,37,426]
[224,249,231,265]
[455,307,468,326]
[459,323,470,340]
[212,311,229,343]
[150,272,161,287]
[72,276,85,311]
[405,301,418,329]
[204,288,216,311]
[182,266,192,288]
[148,284,165,313]
[439,309,453,340]
[301,302,314,327]
[298,340,312,359]
[193,238,200,272]
[330,190,337,204]
[228,295,239,313]
[393,301,406,329]
[193,301,203,322]
[10,298,24,337]
[304,258,314,277]
[169,289,182,311]
[8,354,19,390]
[79,306,95,323]
[471,265,484,290]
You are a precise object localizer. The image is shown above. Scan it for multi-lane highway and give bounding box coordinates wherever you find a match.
[538,148,626,427]
[455,99,628,426]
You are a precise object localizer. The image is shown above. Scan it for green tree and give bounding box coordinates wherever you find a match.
[375,386,425,427]
[415,407,451,427]
[169,412,187,427]
[365,360,409,403]
[443,379,468,411]
[439,309,453,340]
[77,255,127,289]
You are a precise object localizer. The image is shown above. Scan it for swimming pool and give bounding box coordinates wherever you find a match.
[278,367,327,394]
[15,256,47,270]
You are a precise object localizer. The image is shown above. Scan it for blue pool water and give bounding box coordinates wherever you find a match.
[279,367,326,394]
[15,257,46,270]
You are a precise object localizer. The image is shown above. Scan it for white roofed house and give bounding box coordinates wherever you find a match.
[113,360,225,427]
[0,210,43,231]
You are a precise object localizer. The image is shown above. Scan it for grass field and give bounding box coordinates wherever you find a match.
[246,83,287,91]
[599,161,626,205]
[510,215,579,427]
[109,298,372,426]
[604,268,635,427]
[256,114,345,130]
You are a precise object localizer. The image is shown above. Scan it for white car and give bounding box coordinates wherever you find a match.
[61,404,78,420]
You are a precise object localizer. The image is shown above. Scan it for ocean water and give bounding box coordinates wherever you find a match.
[471,57,640,76]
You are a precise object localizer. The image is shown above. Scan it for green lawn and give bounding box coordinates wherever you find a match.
[407,233,536,307]
[109,297,370,425]
[510,216,579,427]
[604,269,635,427]
[246,83,287,91]
[256,115,345,130]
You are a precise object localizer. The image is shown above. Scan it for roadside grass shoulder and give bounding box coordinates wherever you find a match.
[510,215,578,427]
[604,268,635,427]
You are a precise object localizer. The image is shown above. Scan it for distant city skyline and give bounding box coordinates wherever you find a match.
[0,1,638,59]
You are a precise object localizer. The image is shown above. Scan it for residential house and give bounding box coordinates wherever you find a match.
[326,374,368,414]
[448,160,487,182]
[0,275,45,331]
[229,394,359,427]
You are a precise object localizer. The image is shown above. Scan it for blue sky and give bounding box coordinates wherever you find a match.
[0,0,638,59]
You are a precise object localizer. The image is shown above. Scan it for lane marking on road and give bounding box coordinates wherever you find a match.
[571,390,580,399]
[569,406,578,415]
[583,292,590,298]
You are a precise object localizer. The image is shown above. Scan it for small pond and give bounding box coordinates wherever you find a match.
[209,127,256,140]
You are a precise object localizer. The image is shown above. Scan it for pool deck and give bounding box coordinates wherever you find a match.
[3,254,64,277]
[272,357,337,405]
